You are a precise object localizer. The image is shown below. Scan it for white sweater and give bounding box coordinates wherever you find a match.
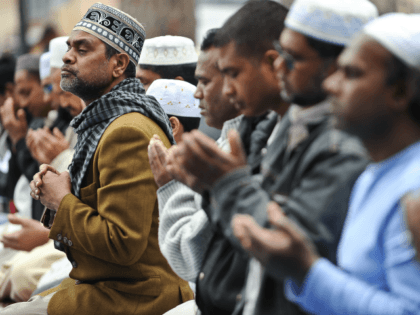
[157,116,243,281]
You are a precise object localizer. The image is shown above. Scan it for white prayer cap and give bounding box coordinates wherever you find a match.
[363,13,420,70]
[285,0,378,46]
[146,79,200,118]
[39,52,51,81]
[49,36,69,69]
[139,36,198,66]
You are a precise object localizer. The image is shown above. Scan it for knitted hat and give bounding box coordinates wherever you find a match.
[39,52,51,80]
[146,79,200,117]
[16,54,40,73]
[139,36,198,66]
[73,2,146,66]
[49,36,69,69]
[363,13,420,70]
[285,0,378,46]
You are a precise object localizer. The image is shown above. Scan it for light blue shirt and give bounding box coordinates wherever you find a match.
[285,142,420,315]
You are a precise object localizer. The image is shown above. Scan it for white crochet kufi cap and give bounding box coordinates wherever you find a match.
[39,52,51,81]
[146,79,200,118]
[49,36,69,69]
[139,35,198,66]
[363,13,420,70]
[285,0,378,46]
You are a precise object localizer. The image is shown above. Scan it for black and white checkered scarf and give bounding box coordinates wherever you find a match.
[68,77,175,197]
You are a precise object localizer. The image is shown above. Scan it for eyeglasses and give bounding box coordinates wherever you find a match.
[43,84,53,95]
[273,40,295,71]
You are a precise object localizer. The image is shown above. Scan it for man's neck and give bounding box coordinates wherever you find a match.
[83,76,127,107]
[273,99,290,117]
[363,118,420,163]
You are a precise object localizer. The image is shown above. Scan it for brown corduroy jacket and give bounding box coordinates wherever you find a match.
[41,112,193,315]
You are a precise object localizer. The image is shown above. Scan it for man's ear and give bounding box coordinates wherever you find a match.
[389,78,414,113]
[169,116,184,142]
[174,76,185,81]
[112,53,131,78]
[263,50,280,70]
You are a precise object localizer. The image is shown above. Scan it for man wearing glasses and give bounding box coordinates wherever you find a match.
[163,0,377,314]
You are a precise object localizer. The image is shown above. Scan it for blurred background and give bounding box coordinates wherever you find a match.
[1,0,420,57]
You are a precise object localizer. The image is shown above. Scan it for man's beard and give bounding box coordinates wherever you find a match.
[281,88,327,107]
[60,66,109,102]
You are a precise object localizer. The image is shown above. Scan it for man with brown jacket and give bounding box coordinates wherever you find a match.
[1,3,193,315]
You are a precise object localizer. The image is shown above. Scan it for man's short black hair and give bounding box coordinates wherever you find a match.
[305,36,345,59]
[104,43,136,78]
[140,63,198,86]
[168,114,201,132]
[213,1,288,59]
[386,55,420,124]
[0,55,15,95]
[201,28,219,51]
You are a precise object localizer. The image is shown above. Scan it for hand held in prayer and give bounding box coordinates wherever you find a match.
[148,135,173,187]
[28,127,70,164]
[0,214,50,251]
[34,170,71,211]
[30,164,61,200]
[0,97,28,146]
[167,129,247,191]
[232,202,320,284]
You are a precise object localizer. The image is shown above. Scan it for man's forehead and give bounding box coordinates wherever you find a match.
[197,49,219,71]
[217,41,244,70]
[68,30,98,45]
[339,35,391,70]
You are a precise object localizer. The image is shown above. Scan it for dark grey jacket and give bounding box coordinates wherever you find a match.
[203,107,369,315]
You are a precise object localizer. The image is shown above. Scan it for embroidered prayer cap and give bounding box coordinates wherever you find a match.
[139,36,198,66]
[146,79,200,118]
[39,52,51,81]
[73,2,146,66]
[362,13,420,70]
[16,54,41,73]
[49,36,69,69]
[285,0,378,46]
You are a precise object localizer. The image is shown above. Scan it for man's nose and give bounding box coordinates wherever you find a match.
[62,49,75,64]
[322,71,341,97]
[222,78,234,97]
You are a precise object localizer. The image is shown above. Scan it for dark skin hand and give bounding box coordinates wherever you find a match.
[27,127,69,164]
[0,97,28,146]
[1,214,50,251]
[166,129,247,193]
[232,201,320,284]
[30,164,71,211]
[147,135,173,187]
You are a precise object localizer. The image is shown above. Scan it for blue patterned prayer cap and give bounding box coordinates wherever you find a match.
[285,0,378,46]
[363,13,420,71]
[73,2,146,66]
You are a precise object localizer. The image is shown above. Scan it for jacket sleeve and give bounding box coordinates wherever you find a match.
[157,180,213,282]
[49,124,158,266]
[209,148,367,262]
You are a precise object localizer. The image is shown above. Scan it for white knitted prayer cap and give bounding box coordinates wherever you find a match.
[49,36,69,69]
[285,0,378,46]
[146,79,200,118]
[363,13,420,70]
[139,36,198,66]
[39,52,51,81]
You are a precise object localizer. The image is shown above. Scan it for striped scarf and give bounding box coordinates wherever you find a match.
[68,77,174,197]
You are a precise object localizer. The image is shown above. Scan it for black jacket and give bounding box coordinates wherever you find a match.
[195,112,278,315]
[205,107,369,315]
